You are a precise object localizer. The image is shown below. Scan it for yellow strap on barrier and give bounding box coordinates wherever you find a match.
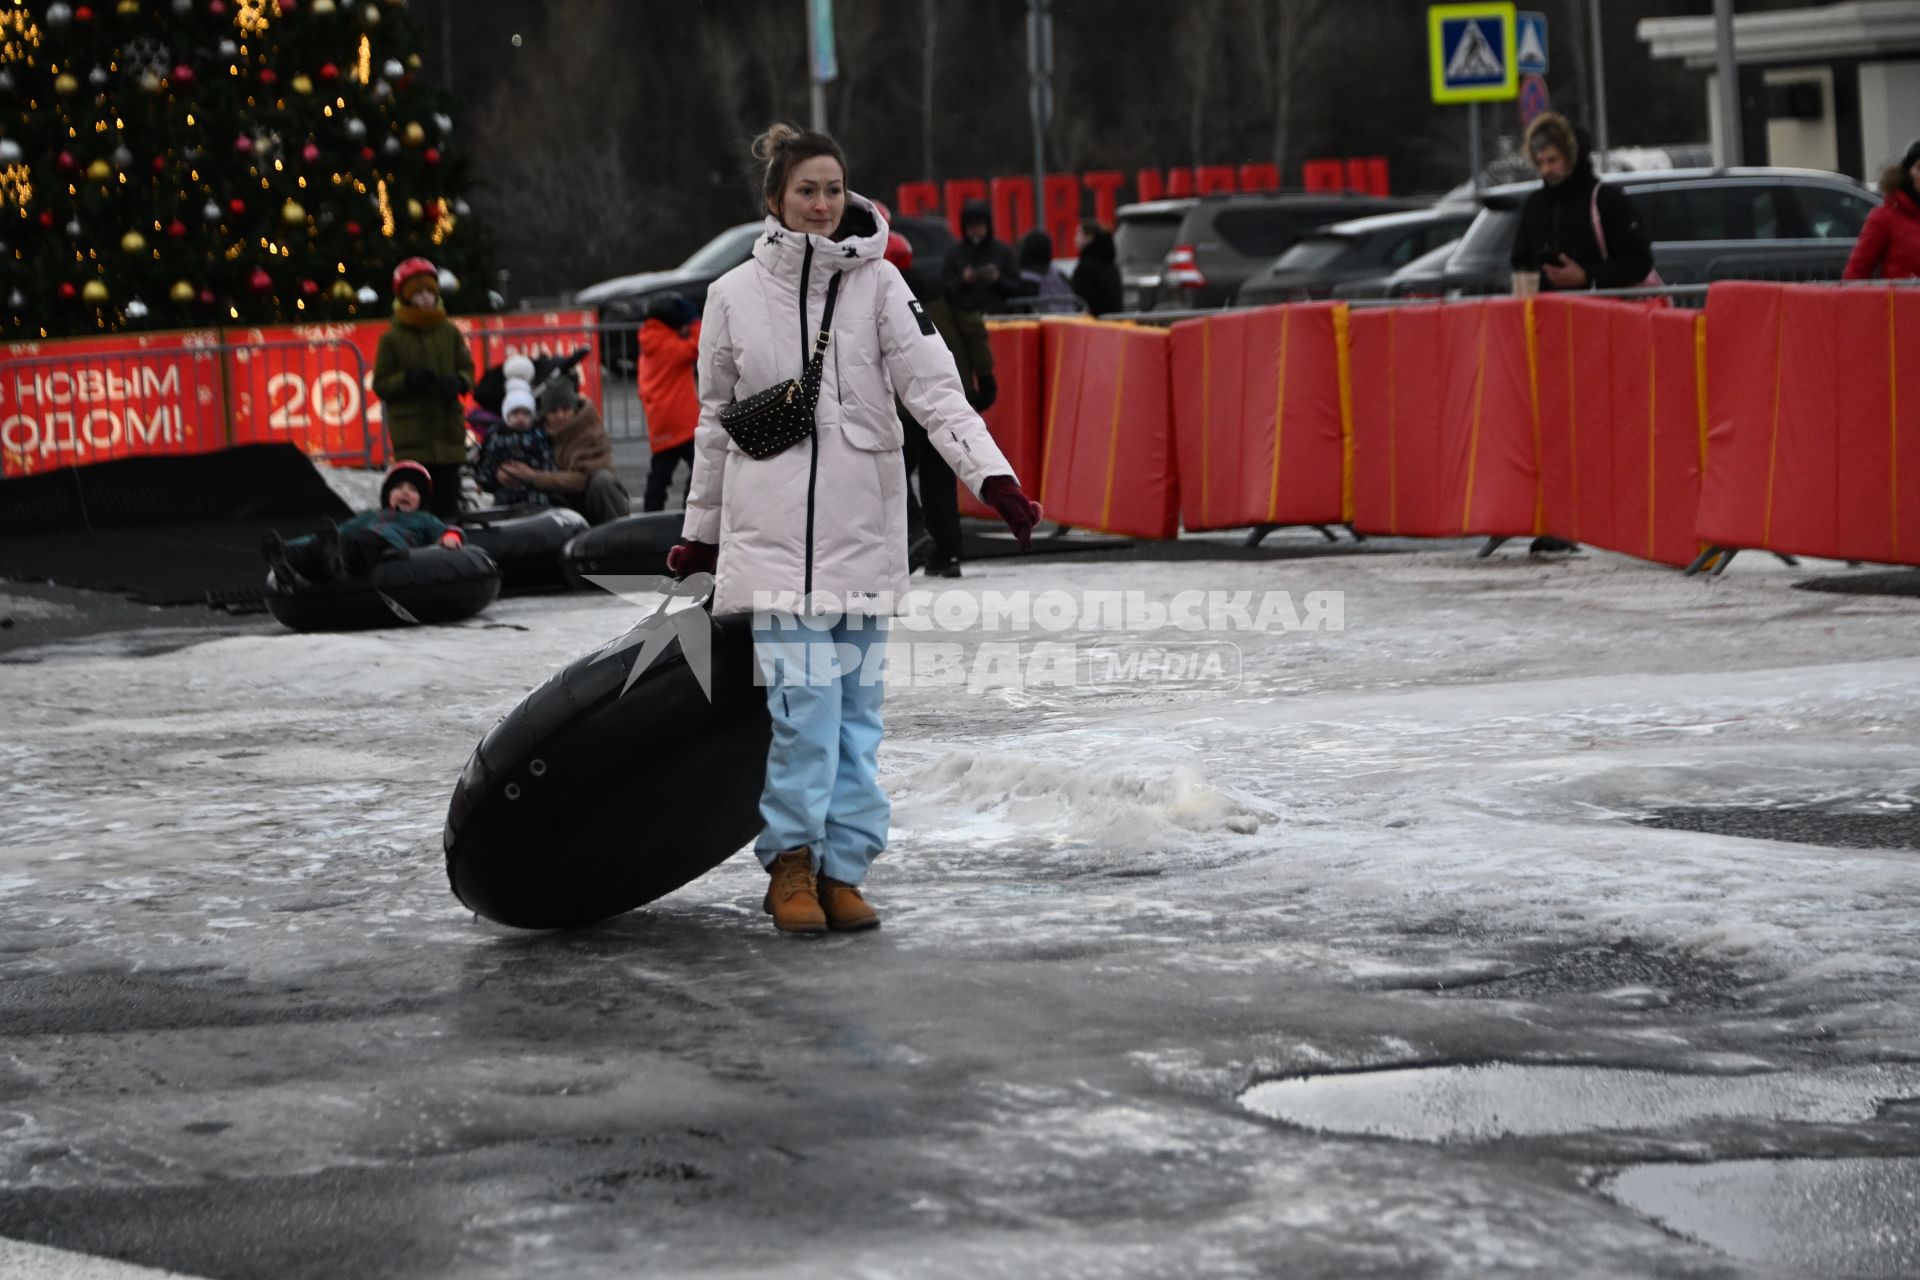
[1525,297,1543,536]
[1647,315,1659,560]
[1099,335,1130,530]
[1461,303,1488,534]
[1564,302,1581,541]
[1199,317,1212,529]
[1761,294,1786,548]
[1387,310,1400,534]
[1694,313,1709,476]
[1890,290,1901,560]
[1334,304,1355,525]
[1267,307,1292,524]
[1041,329,1067,500]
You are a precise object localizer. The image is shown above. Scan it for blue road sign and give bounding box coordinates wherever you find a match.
[1519,73,1551,128]
[1430,4,1517,103]
[1517,11,1549,76]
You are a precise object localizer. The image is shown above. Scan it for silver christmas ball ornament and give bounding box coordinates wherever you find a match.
[355,285,378,305]
[125,298,150,320]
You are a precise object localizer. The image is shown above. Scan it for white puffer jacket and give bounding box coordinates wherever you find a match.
[682,195,1015,617]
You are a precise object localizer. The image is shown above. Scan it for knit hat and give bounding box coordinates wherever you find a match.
[501,377,537,420]
[502,354,536,384]
[535,371,579,416]
[380,459,433,507]
[1902,137,1920,172]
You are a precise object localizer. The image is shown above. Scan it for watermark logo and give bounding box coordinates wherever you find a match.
[580,579,1341,699]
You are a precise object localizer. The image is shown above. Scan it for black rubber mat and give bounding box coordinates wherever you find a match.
[1793,569,1920,598]
[1637,805,1920,852]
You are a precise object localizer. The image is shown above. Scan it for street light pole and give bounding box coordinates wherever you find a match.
[1586,0,1609,169]
[1027,0,1053,236]
[1714,0,1743,166]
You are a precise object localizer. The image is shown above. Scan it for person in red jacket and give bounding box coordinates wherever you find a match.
[1845,138,1920,281]
[636,293,701,511]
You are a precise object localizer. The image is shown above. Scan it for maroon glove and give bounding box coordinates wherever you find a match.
[665,539,718,580]
[981,475,1042,551]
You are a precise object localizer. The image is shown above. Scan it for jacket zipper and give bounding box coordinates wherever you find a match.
[799,241,819,600]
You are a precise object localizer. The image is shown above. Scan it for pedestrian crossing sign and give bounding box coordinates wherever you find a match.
[1429,3,1518,104]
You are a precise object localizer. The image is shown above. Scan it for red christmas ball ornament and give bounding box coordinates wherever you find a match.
[234,133,254,154]
[319,63,339,82]
[58,282,78,300]
[171,64,195,87]
[166,219,187,239]
[299,278,319,296]
[37,210,55,228]
[73,5,94,20]
[208,0,225,15]
[199,288,216,305]
[152,155,167,173]
[359,146,374,163]
[344,220,363,237]
[423,147,441,167]
[228,197,247,216]
[279,0,297,9]
[258,68,277,87]
[248,268,273,294]
[301,142,320,165]
[56,150,76,170]
[425,200,443,221]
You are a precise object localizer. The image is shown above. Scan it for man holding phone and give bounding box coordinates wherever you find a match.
[1510,113,1654,296]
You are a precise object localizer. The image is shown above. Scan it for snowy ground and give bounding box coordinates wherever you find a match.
[3,532,1919,1278]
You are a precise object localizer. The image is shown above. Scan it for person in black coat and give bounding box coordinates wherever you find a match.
[1071,220,1123,317]
[942,198,1033,314]
[1509,113,1654,294]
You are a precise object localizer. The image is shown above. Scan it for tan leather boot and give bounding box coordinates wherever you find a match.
[761,848,827,934]
[817,875,880,932]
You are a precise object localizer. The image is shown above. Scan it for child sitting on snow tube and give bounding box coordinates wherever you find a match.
[261,460,464,586]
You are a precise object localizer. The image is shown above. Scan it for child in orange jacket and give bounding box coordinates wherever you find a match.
[636,293,701,512]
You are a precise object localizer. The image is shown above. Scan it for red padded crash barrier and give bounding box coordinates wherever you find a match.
[1168,304,1351,531]
[1531,297,1705,567]
[1700,282,1920,565]
[960,322,1045,520]
[1038,320,1178,538]
[1347,300,1535,538]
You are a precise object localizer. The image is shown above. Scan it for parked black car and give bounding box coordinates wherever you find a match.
[1153,191,1425,311]
[1237,205,1477,306]
[1359,167,1880,300]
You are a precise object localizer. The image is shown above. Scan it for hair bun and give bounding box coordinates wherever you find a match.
[752,123,802,163]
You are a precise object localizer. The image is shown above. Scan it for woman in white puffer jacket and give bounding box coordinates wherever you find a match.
[667,124,1042,937]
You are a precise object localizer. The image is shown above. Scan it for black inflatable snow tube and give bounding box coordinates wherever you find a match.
[560,510,684,589]
[457,505,588,589]
[265,544,501,632]
[444,607,769,929]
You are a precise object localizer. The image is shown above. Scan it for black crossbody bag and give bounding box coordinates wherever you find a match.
[717,272,842,461]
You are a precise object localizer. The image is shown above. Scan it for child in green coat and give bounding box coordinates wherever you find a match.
[371,257,473,520]
[262,462,464,586]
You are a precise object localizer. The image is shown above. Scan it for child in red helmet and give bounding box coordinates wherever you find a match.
[371,258,473,520]
[261,461,465,586]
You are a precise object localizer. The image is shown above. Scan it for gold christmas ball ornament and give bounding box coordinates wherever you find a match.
[405,198,424,222]
[363,5,380,24]
[328,279,355,301]
[280,199,308,226]
[291,74,314,95]
[311,0,336,11]
[120,230,147,253]
[85,158,111,182]
[82,279,110,304]
[117,0,139,14]
[402,121,425,147]
[55,73,80,95]
[406,53,421,70]
[169,279,195,303]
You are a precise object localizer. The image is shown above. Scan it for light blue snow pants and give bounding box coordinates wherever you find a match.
[751,614,890,885]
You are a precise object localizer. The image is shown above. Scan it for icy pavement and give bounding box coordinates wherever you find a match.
[3,533,1920,1278]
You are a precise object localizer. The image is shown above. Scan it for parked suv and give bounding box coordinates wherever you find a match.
[1366,167,1879,299]
[1114,198,1195,314]
[1237,205,1477,306]
[1154,191,1424,310]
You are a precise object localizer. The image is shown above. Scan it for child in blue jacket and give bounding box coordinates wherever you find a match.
[262,461,464,586]
[473,377,557,509]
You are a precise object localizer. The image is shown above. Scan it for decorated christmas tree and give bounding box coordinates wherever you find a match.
[0,0,491,339]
